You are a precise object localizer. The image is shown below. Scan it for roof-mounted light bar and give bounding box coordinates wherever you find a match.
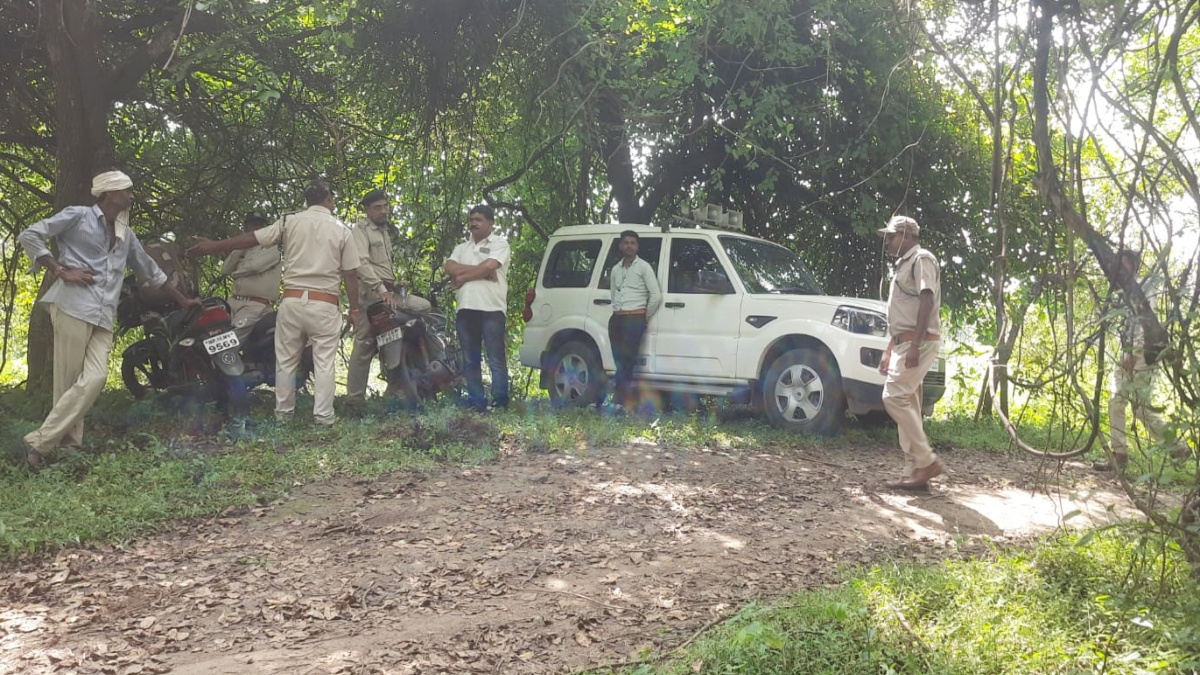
[661,204,745,232]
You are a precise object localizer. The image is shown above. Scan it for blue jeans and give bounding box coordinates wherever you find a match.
[456,309,509,411]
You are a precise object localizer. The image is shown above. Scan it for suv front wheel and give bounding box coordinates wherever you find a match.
[762,347,844,435]
[548,341,606,408]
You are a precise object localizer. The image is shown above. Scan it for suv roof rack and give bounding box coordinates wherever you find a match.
[658,204,744,233]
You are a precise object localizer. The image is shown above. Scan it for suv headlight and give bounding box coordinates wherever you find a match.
[832,306,888,337]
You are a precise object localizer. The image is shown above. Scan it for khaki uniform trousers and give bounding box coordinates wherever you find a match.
[882,340,939,477]
[346,294,432,398]
[275,295,342,424]
[1109,354,1185,457]
[229,298,274,342]
[24,305,114,455]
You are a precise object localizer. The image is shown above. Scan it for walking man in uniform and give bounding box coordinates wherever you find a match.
[877,215,944,489]
[188,180,360,426]
[221,212,282,342]
[346,189,431,399]
[18,169,201,470]
[444,204,510,412]
[608,230,662,411]
[1100,249,1190,471]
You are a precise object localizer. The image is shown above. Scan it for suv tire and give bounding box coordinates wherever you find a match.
[762,347,844,435]
[548,340,605,408]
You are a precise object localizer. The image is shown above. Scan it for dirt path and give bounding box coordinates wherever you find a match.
[1,440,1134,675]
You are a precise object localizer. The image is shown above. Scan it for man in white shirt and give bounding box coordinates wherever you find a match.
[18,169,201,469]
[444,204,510,412]
[608,230,662,410]
[221,212,282,342]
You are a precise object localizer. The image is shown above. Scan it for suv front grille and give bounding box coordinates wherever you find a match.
[923,371,945,387]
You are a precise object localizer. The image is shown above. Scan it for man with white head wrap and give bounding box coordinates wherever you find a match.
[17,169,202,470]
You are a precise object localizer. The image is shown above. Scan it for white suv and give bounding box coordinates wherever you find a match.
[518,223,945,434]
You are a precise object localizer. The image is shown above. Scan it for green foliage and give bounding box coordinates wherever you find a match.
[608,531,1200,674]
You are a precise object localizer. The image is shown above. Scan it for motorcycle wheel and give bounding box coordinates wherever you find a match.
[122,350,166,400]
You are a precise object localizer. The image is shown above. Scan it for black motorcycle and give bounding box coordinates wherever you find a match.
[233,311,313,392]
[118,287,247,411]
[365,298,462,405]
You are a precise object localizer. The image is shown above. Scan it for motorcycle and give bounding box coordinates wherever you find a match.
[118,284,247,412]
[234,311,313,392]
[365,293,462,405]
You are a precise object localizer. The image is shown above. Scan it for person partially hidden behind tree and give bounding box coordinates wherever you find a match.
[221,212,282,342]
[1096,248,1190,472]
[17,169,201,470]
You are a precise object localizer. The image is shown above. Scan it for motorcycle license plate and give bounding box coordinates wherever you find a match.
[377,327,403,346]
[203,331,240,355]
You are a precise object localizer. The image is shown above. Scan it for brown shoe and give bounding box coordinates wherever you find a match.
[23,442,44,472]
[1092,452,1129,472]
[884,460,943,490]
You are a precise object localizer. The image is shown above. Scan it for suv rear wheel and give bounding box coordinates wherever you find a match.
[548,341,605,407]
[762,347,844,435]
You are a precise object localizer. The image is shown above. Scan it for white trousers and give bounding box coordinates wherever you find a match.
[275,296,342,424]
[1109,354,1183,456]
[882,340,939,476]
[24,305,113,454]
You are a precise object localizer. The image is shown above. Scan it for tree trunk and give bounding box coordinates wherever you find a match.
[595,87,649,224]
[26,0,116,398]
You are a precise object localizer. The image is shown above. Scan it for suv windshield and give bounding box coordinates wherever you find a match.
[720,236,824,295]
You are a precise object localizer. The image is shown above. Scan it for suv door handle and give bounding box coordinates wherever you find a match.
[593,299,611,305]
[665,302,685,308]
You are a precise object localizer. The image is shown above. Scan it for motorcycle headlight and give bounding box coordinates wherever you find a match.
[832,306,888,337]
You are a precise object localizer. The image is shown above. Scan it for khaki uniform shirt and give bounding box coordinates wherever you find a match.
[449,234,510,312]
[222,244,282,301]
[886,245,941,336]
[351,216,394,304]
[254,205,359,296]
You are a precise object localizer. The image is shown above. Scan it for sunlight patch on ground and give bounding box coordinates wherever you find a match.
[586,480,700,515]
[851,483,1138,541]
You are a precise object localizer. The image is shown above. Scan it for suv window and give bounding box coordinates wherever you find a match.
[598,237,662,290]
[667,237,736,294]
[543,239,602,288]
[721,236,823,295]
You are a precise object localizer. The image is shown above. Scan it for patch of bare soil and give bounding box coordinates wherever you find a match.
[1,440,1135,675]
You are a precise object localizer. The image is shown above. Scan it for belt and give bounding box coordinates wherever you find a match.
[233,294,273,305]
[282,288,340,305]
[612,309,647,316]
[893,331,940,345]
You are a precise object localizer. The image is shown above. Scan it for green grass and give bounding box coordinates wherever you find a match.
[0,386,1022,558]
[0,385,1183,560]
[0,390,500,556]
[603,532,1200,674]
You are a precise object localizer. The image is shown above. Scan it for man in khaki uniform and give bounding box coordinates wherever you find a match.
[1101,249,1190,471]
[18,169,201,469]
[221,212,282,341]
[188,180,360,426]
[876,215,943,489]
[346,189,432,399]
